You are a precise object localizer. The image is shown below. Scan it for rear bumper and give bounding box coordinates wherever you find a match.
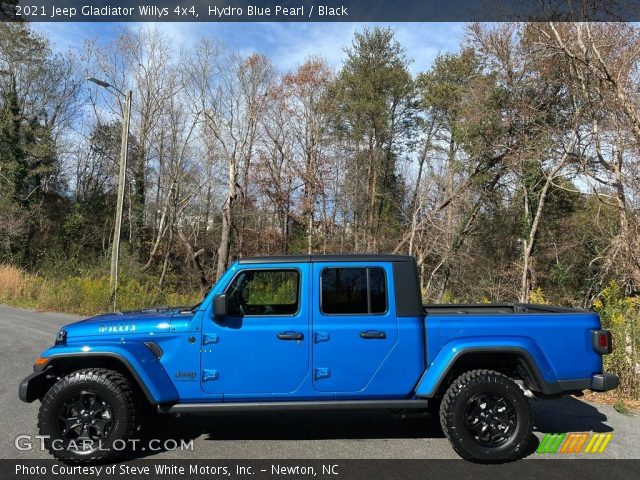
[590,373,619,392]
[557,372,619,393]
[18,368,51,403]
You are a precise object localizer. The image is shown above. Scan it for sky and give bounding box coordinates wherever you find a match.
[33,22,465,74]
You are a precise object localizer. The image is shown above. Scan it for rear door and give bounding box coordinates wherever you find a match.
[311,262,398,393]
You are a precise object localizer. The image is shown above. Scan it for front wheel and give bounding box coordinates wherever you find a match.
[38,368,137,463]
[439,369,532,462]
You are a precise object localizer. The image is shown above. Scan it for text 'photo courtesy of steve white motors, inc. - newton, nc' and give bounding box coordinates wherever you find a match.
[15,463,336,477]
[15,3,349,19]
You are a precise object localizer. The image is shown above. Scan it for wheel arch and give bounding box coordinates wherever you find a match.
[42,353,158,406]
[417,346,561,399]
[35,344,179,406]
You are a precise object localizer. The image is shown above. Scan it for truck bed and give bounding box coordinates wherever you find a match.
[423,303,586,315]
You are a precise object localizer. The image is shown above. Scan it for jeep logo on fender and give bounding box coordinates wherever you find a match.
[174,371,196,381]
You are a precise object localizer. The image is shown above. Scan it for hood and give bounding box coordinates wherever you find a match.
[62,306,193,339]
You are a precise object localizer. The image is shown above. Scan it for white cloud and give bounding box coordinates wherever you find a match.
[34,22,464,74]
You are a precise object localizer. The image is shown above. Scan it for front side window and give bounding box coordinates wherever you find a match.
[226,269,299,316]
[321,267,387,315]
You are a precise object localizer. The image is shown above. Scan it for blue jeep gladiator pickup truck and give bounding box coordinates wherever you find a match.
[19,255,618,462]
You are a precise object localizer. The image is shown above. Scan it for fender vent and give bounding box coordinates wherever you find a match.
[143,342,163,359]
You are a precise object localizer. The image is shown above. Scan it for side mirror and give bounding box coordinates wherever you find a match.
[213,294,227,319]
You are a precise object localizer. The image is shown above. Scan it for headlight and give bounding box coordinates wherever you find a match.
[55,329,67,345]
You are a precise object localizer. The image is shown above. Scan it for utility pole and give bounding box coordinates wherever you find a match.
[87,77,131,311]
[110,89,131,310]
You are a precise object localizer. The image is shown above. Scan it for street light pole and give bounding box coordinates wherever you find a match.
[110,89,131,311]
[87,77,131,311]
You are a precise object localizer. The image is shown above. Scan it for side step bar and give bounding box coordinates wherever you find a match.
[158,399,429,414]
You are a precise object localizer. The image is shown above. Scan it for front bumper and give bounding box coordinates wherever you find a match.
[590,373,619,392]
[18,367,52,403]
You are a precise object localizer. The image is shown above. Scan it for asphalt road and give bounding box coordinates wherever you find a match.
[1,304,638,461]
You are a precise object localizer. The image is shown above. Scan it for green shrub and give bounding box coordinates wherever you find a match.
[593,282,640,399]
[528,287,550,305]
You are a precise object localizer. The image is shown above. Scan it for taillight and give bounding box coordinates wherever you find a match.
[592,329,612,354]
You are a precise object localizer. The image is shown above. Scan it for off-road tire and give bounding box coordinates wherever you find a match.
[439,369,532,462]
[38,368,137,463]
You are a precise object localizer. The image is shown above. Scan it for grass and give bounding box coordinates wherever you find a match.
[0,265,39,309]
[614,399,634,415]
[0,264,201,316]
[583,391,640,414]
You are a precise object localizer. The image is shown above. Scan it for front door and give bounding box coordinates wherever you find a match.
[201,265,310,398]
[312,263,398,393]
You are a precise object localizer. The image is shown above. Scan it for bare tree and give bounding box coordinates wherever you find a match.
[187,43,274,279]
[282,58,334,253]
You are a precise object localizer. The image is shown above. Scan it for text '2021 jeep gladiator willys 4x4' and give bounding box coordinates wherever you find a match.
[19,255,618,462]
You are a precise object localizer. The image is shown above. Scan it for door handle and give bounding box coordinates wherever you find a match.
[277,331,304,341]
[360,330,386,339]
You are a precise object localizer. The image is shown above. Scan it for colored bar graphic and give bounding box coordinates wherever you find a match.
[537,433,566,453]
[573,433,589,453]
[585,434,598,453]
[537,434,552,453]
[591,434,605,452]
[598,434,613,453]
[585,433,613,453]
[560,433,578,453]
[549,433,566,453]
[537,432,613,454]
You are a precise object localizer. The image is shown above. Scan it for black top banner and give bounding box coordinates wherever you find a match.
[1,0,640,22]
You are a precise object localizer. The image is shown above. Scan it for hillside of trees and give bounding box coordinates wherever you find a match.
[0,23,639,398]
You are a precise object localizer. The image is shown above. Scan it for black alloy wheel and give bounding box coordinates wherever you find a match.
[464,392,517,447]
[58,391,114,452]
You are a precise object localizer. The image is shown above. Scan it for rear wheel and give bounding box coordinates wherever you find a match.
[439,369,532,462]
[38,368,137,463]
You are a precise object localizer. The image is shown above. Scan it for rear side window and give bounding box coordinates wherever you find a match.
[321,267,387,315]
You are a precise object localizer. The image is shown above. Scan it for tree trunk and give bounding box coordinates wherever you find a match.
[177,227,208,287]
[519,136,575,302]
[132,157,146,260]
[216,157,237,280]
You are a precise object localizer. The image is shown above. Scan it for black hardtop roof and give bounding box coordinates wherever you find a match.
[237,254,415,264]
